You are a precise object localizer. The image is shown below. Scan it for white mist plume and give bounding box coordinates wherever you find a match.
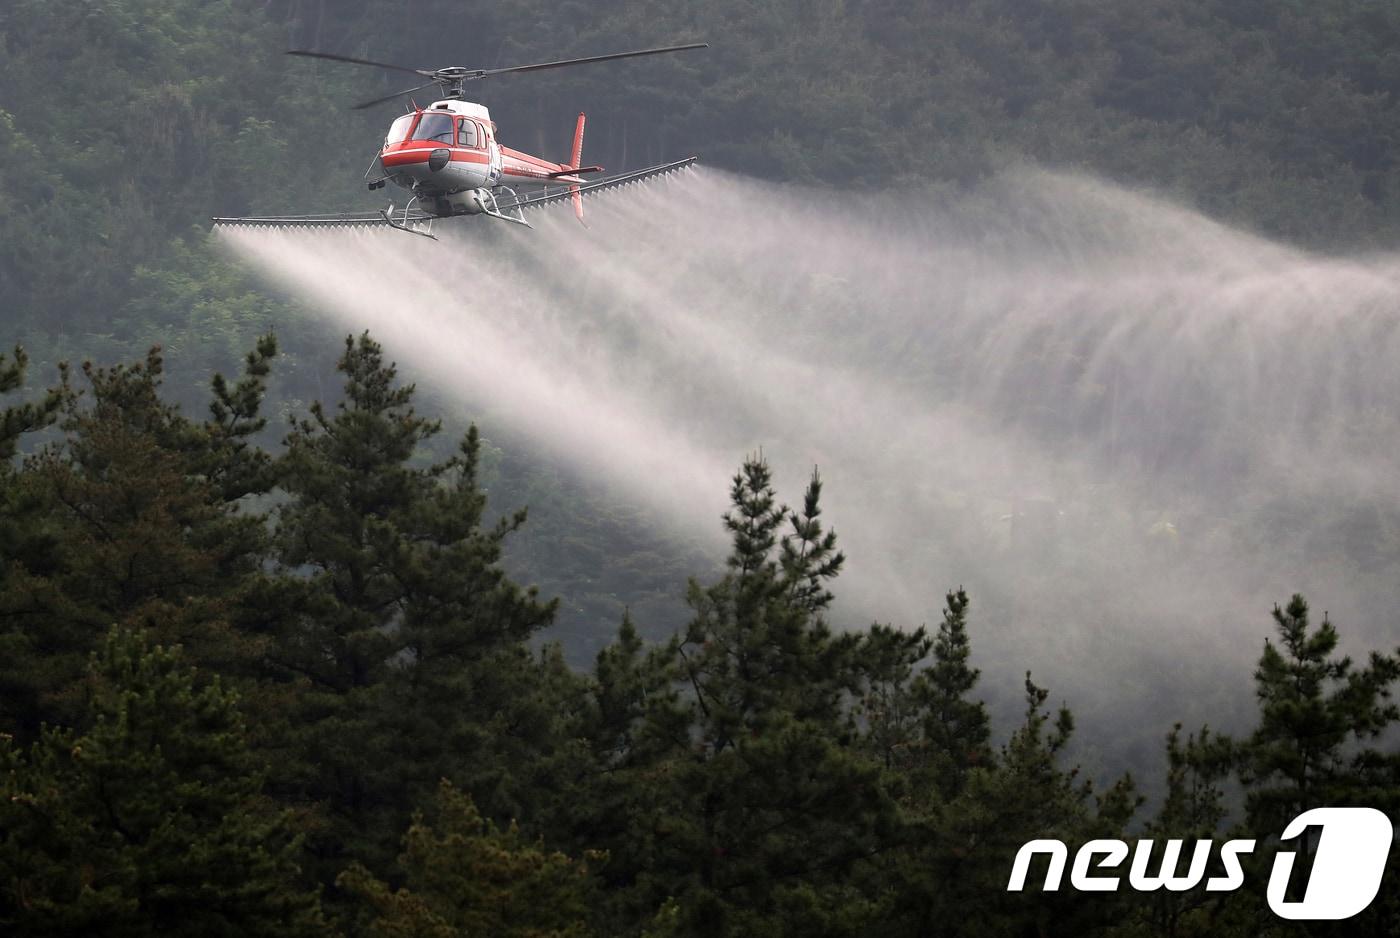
[217,168,1400,763]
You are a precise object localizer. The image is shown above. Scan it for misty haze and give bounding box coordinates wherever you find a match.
[218,166,1400,768]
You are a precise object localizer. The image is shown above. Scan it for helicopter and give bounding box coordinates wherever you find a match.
[213,42,707,238]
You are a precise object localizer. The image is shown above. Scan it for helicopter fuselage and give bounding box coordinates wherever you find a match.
[377,99,588,217]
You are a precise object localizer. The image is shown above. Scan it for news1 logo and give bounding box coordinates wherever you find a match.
[1007,807,1394,920]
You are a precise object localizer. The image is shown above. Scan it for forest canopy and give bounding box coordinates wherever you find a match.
[1,335,1396,935]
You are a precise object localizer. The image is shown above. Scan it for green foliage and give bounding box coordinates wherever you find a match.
[4,332,1399,936]
[0,340,279,741]
[683,460,854,733]
[0,346,61,463]
[916,588,992,800]
[852,620,934,784]
[920,674,1135,938]
[1243,594,1400,829]
[1230,595,1400,937]
[269,332,559,886]
[546,459,894,934]
[339,780,600,938]
[1124,723,1237,938]
[0,627,324,937]
[658,461,887,933]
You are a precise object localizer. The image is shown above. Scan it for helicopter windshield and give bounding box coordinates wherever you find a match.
[385,113,415,145]
[412,113,457,145]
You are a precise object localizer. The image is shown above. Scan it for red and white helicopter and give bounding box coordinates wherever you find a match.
[214,42,706,238]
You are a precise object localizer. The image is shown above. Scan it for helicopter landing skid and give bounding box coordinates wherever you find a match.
[381,199,437,240]
[475,187,531,228]
[381,190,531,236]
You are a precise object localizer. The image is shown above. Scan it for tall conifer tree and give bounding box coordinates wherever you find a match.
[916,588,991,800]
[595,458,894,934]
[0,341,279,741]
[1244,595,1400,828]
[270,333,558,887]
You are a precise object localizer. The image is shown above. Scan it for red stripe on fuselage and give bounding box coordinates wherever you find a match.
[381,148,490,167]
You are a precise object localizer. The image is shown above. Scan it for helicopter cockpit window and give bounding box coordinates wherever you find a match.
[458,118,478,149]
[411,113,456,144]
[386,113,415,145]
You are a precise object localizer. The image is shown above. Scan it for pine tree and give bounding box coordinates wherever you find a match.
[0,628,324,937]
[538,611,691,932]
[0,345,62,462]
[1244,594,1400,829]
[851,590,999,937]
[269,333,558,888]
[1239,595,1400,937]
[853,621,933,778]
[338,780,601,938]
[915,588,991,800]
[938,674,1135,938]
[588,457,895,934]
[679,459,856,740]
[0,345,64,738]
[0,340,279,741]
[850,589,989,802]
[204,333,281,501]
[1124,724,1237,938]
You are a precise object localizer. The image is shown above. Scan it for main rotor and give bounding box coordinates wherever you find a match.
[287,42,708,110]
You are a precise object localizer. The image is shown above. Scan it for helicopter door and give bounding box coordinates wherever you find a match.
[484,122,502,186]
[457,118,478,149]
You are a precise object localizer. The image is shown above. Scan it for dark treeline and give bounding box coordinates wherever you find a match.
[2,336,1396,936]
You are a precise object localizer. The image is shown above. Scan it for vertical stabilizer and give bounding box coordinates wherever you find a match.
[570,112,586,225]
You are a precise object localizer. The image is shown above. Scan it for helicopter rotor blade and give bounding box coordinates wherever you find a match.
[471,43,708,79]
[287,49,434,78]
[293,42,708,108]
[350,80,440,110]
